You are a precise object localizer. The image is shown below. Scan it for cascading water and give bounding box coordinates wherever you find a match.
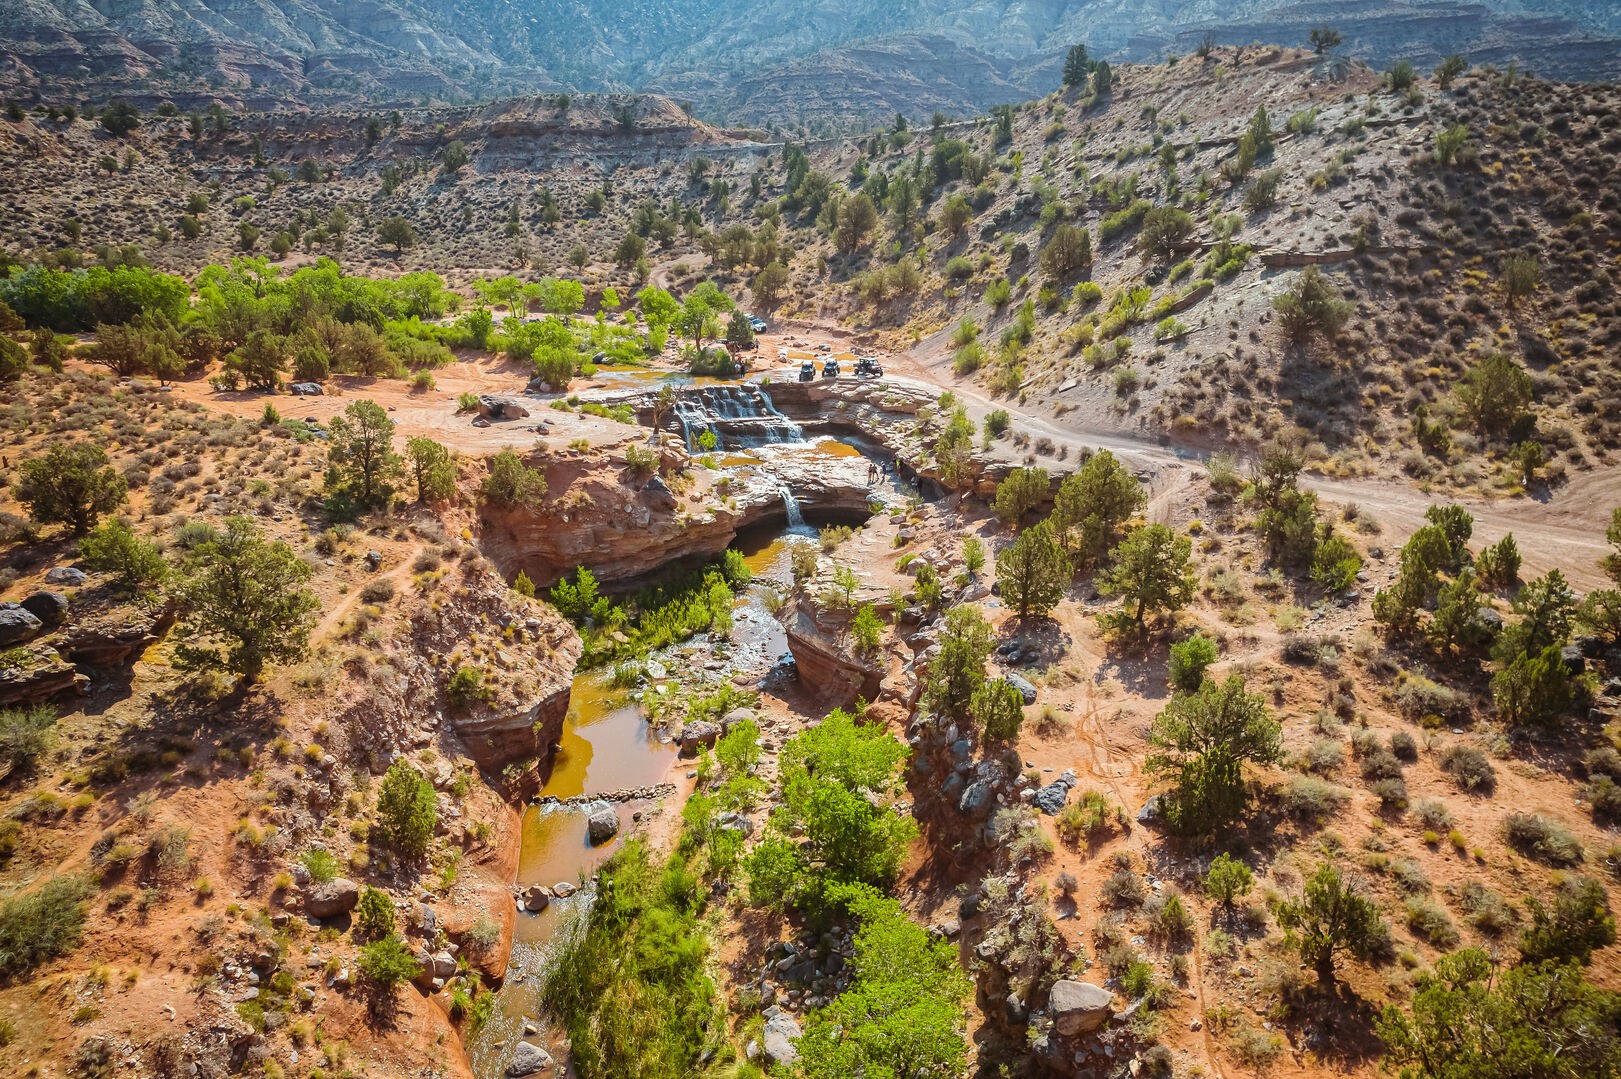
[778,484,805,529]
[672,384,804,450]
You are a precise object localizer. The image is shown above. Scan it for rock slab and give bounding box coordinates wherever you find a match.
[303,878,360,918]
[762,1014,802,1066]
[507,1041,553,1075]
[1049,979,1114,1037]
[586,800,619,845]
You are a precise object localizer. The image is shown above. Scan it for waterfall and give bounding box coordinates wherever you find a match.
[669,384,804,450]
[778,485,805,528]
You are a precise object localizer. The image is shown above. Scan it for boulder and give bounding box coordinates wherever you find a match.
[641,475,678,511]
[289,382,325,396]
[679,720,721,755]
[762,1014,802,1067]
[1033,781,1072,815]
[553,881,577,898]
[520,885,551,913]
[585,801,619,845]
[44,567,88,586]
[303,878,360,918]
[431,951,456,979]
[0,606,44,647]
[1049,979,1114,1037]
[1561,645,1586,675]
[720,707,757,732]
[18,591,69,628]
[1002,673,1038,705]
[507,1041,553,1076]
[958,779,992,814]
[478,395,531,420]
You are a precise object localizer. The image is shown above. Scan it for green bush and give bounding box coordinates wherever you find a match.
[78,518,167,590]
[300,847,340,884]
[0,875,93,979]
[0,704,57,773]
[1168,632,1218,693]
[357,933,420,989]
[374,761,437,861]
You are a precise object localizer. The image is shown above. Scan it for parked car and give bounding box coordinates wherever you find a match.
[798,360,816,382]
[822,359,840,379]
[746,314,767,332]
[853,357,883,378]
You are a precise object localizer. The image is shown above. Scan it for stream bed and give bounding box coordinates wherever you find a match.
[468,502,820,1079]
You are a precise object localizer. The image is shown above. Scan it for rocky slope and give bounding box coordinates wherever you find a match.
[1,0,1617,124]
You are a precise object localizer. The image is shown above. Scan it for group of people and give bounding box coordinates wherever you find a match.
[866,456,922,492]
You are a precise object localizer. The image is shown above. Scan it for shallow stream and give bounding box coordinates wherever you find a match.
[468,453,835,1079]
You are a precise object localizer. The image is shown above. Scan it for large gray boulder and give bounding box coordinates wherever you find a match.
[679,720,721,755]
[289,382,325,396]
[958,779,992,814]
[507,1041,553,1076]
[1049,980,1114,1037]
[520,885,551,913]
[478,395,531,420]
[303,878,360,918]
[641,475,678,510]
[1002,673,1038,705]
[19,591,69,628]
[762,1014,802,1067]
[0,606,44,648]
[1033,781,1072,815]
[44,567,88,586]
[586,801,619,845]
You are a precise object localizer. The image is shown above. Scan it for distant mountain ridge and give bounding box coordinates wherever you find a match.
[1,0,1617,124]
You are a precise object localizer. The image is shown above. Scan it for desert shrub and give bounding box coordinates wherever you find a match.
[300,846,340,884]
[1280,774,1350,824]
[1204,852,1254,906]
[1502,813,1583,866]
[1586,776,1621,822]
[353,885,395,942]
[1587,748,1621,782]
[1056,790,1119,846]
[1393,676,1470,724]
[1406,898,1460,949]
[374,761,437,861]
[0,875,93,979]
[1101,868,1147,909]
[1389,731,1418,761]
[1459,880,1517,935]
[0,705,58,773]
[1439,744,1495,792]
[1370,777,1408,809]
[1147,889,1193,942]
[1414,799,1453,831]
[1168,632,1218,694]
[357,933,420,988]
[1520,876,1615,964]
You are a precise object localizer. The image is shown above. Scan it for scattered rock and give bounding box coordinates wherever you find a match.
[553,881,577,898]
[586,800,619,845]
[1033,781,1071,815]
[679,720,721,755]
[1049,980,1114,1037]
[1001,673,1038,705]
[507,1040,553,1076]
[289,382,325,395]
[762,1014,802,1067]
[641,475,678,510]
[478,395,532,420]
[18,591,69,627]
[44,567,88,586]
[520,885,551,913]
[0,605,43,647]
[303,878,360,918]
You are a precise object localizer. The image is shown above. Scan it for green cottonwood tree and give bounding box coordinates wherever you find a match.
[1277,862,1387,981]
[922,606,993,724]
[375,760,438,861]
[406,437,455,502]
[1050,450,1143,563]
